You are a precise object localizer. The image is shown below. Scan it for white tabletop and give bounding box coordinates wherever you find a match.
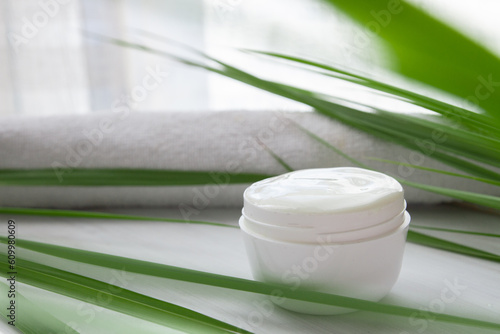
[1,204,499,334]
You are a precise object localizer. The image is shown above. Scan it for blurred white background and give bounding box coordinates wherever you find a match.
[1,0,499,116]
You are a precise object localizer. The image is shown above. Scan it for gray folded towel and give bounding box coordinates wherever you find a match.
[0,110,496,209]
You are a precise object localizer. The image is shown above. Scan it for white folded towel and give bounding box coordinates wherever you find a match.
[0,111,496,210]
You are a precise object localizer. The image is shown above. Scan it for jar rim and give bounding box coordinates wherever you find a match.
[240,211,410,244]
[243,167,406,233]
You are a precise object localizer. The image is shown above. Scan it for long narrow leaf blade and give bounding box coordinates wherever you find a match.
[103,36,500,180]
[0,169,271,186]
[3,206,497,264]
[0,259,251,334]
[406,231,500,261]
[246,50,497,136]
[400,180,500,210]
[0,282,80,334]
[323,0,500,119]
[0,207,235,228]
[368,158,500,187]
[411,225,500,238]
[2,237,500,330]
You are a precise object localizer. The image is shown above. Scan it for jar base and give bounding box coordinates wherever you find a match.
[273,298,357,315]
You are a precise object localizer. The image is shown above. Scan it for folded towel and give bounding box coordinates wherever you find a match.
[0,111,496,210]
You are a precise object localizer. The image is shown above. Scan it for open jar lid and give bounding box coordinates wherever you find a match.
[243,167,406,236]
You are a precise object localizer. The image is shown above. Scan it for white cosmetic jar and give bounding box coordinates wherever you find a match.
[239,167,411,315]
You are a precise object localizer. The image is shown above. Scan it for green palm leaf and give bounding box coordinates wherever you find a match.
[244,49,497,136]
[100,35,500,185]
[291,118,500,210]
[0,259,251,334]
[367,158,500,187]
[401,180,500,210]
[0,169,270,186]
[406,230,500,262]
[411,225,500,238]
[1,207,497,263]
[323,0,500,120]
[0,207,236,227]
[2,237,500,331]
[0,282,80,334]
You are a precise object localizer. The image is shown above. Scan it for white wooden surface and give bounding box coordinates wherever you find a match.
[1,204,499,333]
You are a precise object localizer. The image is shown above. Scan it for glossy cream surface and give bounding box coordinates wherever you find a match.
[244,168,403,214]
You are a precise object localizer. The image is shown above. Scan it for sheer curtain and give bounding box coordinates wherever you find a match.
[2,0,499,116]
[0,0,208,116]
[1,0,90,115]
[1,0,376,116]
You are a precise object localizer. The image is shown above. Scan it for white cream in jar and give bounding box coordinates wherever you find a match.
[239,167,410,315]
